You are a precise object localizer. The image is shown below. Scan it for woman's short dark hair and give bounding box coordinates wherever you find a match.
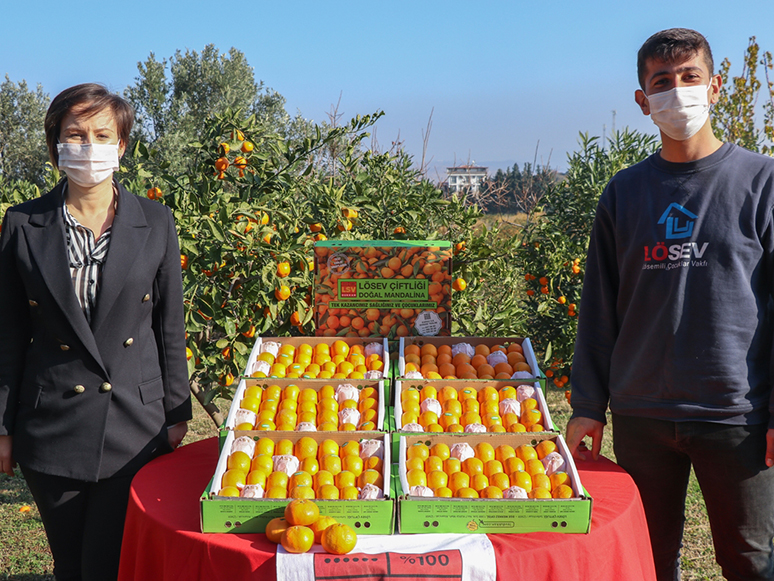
[637,28,714,89]
[44,83,134,167]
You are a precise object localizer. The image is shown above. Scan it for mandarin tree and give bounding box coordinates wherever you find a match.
[518,129,658,385]
[123,109,374,410]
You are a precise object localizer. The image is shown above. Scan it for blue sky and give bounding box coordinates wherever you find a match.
[3,1,774,174]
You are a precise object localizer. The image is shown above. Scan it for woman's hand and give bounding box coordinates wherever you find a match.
[167,422,188,449]
[0,435,16,476]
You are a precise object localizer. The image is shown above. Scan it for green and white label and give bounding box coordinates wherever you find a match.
[330,278,436,309]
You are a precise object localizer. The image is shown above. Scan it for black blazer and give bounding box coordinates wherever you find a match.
[0,180,191,481]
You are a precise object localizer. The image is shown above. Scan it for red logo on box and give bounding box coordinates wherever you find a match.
[341,281,357,298]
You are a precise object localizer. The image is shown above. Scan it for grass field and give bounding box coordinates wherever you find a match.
[0,391,723,580]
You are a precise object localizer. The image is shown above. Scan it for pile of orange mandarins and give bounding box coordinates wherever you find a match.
[403,439,574,500]
[266,499,358,555]
[236,381,380,432]
[403,342,532,379]
[250,340,385,380]
[400,383,544,433]
[220,436,384,500]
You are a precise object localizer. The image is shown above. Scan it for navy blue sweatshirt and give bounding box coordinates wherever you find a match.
[570,143,774,428]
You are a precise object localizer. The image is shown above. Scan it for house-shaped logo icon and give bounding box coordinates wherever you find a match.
[657,203,697,239]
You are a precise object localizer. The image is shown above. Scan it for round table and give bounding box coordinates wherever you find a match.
[117,438,656,580]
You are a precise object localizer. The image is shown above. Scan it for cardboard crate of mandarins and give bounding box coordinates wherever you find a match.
[314,241,453,340]
[243,336,389,381]
[222,377,387,434]
[201,430,395,534]
[396,432,591,534]
[398,337,542,381]
[393,379,554,434]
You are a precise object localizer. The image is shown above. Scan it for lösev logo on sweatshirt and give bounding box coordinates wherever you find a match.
[642,203,709,270]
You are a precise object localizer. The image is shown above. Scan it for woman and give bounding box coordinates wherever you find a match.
[0,84,191,580]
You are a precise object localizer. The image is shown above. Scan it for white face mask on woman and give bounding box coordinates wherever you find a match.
[646,83,712,141]
[57,142,120,187]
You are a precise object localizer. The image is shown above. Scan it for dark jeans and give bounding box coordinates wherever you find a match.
[20,466,134,581]
[612,414,774,581]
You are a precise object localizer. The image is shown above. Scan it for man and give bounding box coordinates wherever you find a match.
[566,28,774,581]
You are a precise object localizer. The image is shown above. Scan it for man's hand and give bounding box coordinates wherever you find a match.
[565,417,604,461]
[167,422,188,450]
[0,435,16,477]
[766,428,774,468]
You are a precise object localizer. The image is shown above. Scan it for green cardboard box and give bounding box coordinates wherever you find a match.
[396,432,592,534]
[202,430,395,534]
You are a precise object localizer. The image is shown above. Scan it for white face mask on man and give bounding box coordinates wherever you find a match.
[647,83,712,141]
[646,83,712,141]
[57,142,121,187]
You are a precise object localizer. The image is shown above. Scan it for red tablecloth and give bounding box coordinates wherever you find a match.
[118,438,656,581]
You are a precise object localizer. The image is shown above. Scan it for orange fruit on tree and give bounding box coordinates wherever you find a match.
[275,285,291,300]
[321,523,358,555]
[285,498,320,526]
[277,262,291,277]
[452,278,467,291]
[310,515,338,543]
[281,525,315,554]
[265,517,291,543]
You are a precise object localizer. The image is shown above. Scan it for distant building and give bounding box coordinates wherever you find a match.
[444,164,488,194]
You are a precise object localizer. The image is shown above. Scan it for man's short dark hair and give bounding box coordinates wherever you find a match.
[637,28,714,89]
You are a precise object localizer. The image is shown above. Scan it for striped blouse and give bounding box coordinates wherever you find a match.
[62,184,115,323]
